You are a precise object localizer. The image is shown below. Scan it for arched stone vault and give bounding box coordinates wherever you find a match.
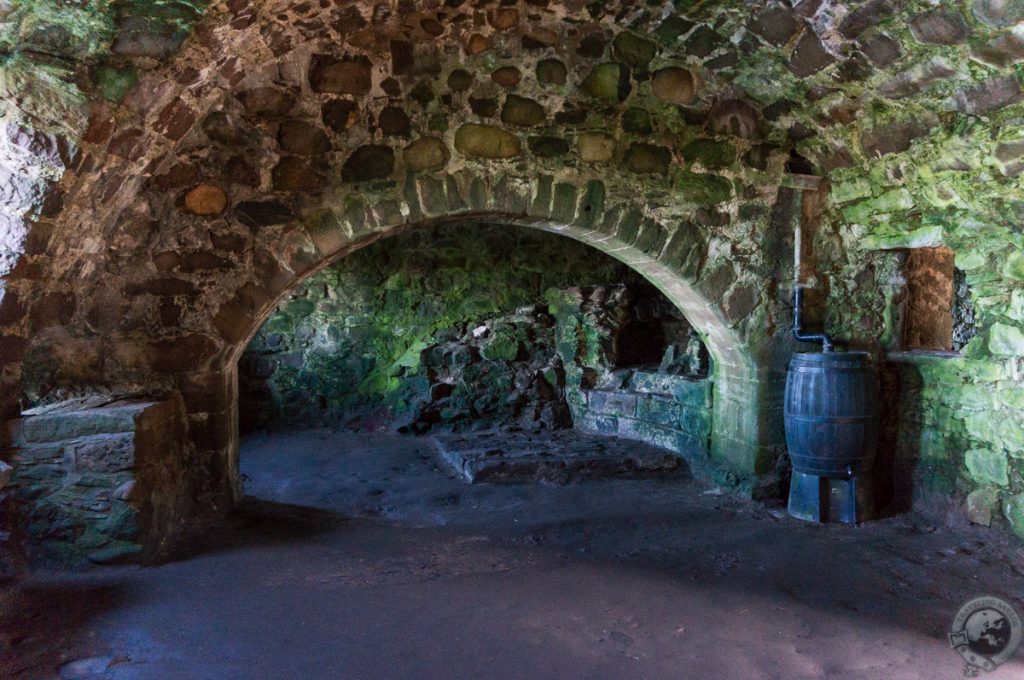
[207,194,767,503]
[1,0,809,511]
[6,0,1024,544]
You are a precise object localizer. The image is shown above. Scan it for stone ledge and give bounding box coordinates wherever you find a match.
[886,350,963,365]
[16,398,163,444]
[431,429,686,484]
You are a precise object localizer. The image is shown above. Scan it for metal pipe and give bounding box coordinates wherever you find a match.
[790,184,833,351]
[793,198,802,285]
[792,284,833,351]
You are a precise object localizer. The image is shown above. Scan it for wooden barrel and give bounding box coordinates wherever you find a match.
[784,351,879,478]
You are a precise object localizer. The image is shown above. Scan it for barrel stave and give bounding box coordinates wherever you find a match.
[784,352,879,478]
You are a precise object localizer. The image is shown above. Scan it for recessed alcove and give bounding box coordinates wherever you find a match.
[237,222,713,497]
[890,246,977,354]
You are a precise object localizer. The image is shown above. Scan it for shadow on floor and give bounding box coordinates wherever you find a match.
[164,496,352,564]
[0,581,126,678]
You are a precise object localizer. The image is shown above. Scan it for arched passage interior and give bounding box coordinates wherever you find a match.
[235,220,715,501]
[225,213,749,506]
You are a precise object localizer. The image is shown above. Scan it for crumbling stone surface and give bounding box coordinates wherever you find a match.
[546,285,714,472]
[3,395,193,567]
[238,225,706,437]
[432,430,684,484]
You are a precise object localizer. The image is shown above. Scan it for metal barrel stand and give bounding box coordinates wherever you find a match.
[787,470,874,524]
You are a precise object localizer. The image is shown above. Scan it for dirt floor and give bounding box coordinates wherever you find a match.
[3,428,1024,679]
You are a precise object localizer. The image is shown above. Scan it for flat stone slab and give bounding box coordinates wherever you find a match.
[430,429,685,483]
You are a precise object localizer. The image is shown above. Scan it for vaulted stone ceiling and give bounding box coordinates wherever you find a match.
[4,1,1024,536]
[4,0,1023,283]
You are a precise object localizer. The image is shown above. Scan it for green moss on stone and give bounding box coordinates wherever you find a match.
[580,63,631,102]
[94,63,137,102]
[678,171,732,205]
[964,447,1009,486]
[988,323,1024,356]
[683,138,737,169]
[1004,493,1024,540]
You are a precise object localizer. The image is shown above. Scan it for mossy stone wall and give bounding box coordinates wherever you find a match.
[5,0,1024,542]
[240,223,644,432]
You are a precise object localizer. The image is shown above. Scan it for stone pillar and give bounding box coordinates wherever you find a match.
[178,369,241,508]
[4,394,194,565]
[709,363,788,499]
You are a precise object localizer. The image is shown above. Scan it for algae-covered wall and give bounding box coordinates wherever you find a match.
[791,2,1024,535]
[239,223,644,432]
[239,223,709,437]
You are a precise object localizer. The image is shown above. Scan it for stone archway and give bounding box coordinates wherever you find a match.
[195,187,769,508]
[1,0,813,562]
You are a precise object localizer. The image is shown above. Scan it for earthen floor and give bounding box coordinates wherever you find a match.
[3,428,1023,679]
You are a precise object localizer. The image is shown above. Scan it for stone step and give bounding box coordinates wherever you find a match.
[430,429,686,484]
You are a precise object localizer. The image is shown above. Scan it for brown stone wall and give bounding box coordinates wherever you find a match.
[900,247,955,352]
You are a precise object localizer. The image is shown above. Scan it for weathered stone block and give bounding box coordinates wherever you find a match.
[651,67,696,105]
[7,396,193,565]
[551,183,577,224]
[839,0,895,39]
[501,95,546,127]
[955,76,1023,116]
[577,413,620,436]
[580,63,632,102]
[910,11,970,45]
[612,32,658,69]
[637,395,683,428]
[578,132,615,162]
[624,143,671,175]
[748,5,799,46]
[966,487,999,526]
[787,32,834,77]
[21,406,140,443]
[454,124,521,158]
[404,137,450,172]
[309,55,372,95]
[964,447,1009,486]
[69,433,135,474]
[536,59,567,86]
[278,120,331,155]
[235,200,295,229]
[342,145,395,183]
[988,323,1024,356]
[588,390,638,418]
[1004,493,1024,539]
[183,183,227,216]
[273,157,326,193]
[680,407,713,438]
[491,66,521,89]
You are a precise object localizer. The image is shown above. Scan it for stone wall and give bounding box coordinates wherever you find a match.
[239,223,641,432]
[4,395,195,566]
[1,0,808,507]
[548,285,719,488]
[240,224,713,441]
[577,373,716,476]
